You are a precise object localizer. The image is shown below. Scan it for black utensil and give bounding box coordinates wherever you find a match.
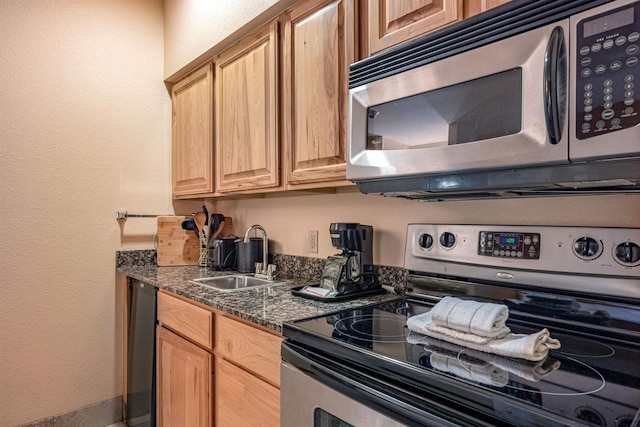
[181,218,199,238]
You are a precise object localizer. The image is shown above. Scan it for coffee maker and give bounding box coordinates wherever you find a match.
[320,223,379,295]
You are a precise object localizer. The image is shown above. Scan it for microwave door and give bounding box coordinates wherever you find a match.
[569,0,640,162]
[348,20,570,182]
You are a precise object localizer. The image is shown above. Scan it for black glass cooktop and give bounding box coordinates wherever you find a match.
[284,298,640,427]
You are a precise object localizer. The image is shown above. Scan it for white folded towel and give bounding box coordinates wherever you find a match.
[407,332,561,382]
[407,312,560,361]
[430,296,510,338]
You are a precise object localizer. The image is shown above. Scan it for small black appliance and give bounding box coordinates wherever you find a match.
[209,238,237,270]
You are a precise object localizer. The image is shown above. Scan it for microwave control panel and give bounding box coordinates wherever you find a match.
[478,231,541,259]
[576,1,639,140]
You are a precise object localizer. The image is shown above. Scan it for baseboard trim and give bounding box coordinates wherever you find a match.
[19,396,122,427]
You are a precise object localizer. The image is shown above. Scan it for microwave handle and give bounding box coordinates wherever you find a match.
[543,26,566,145]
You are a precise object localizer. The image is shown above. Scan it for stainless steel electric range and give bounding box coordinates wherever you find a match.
[282,225,640,427]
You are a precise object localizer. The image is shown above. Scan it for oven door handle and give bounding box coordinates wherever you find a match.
[543,26,566,145]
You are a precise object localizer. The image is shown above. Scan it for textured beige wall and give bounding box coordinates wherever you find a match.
[217,190,640,266]
[163,0,281,78]
[0,1,172,425]
[1,1,639,425]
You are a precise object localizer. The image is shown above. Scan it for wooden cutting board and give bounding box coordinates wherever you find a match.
[157,215,235,266]
[157,216,199,266]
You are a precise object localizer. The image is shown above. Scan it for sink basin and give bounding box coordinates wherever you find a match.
[191,275,283,291]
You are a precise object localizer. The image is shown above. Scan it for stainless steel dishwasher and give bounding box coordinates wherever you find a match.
[126,280,157,427]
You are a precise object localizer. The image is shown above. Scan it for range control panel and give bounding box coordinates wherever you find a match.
[576,1,639,139]
[407,224,640,272]
[478,231,541,259]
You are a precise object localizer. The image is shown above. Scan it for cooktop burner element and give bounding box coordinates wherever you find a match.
[283,225,640,427]
[333,314,410,343]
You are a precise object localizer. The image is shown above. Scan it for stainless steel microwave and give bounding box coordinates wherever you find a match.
[348,0,640,200]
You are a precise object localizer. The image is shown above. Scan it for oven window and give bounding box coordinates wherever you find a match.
[313,408,355,427]
[366,68,522,150]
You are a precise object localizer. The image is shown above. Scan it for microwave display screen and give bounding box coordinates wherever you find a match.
[366,69,522,151]
[583,7,634,38]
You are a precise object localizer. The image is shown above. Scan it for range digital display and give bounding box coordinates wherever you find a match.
[499,235,519,246]
[583,7,634,38]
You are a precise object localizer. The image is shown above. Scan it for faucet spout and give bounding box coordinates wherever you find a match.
[243,225,268,275]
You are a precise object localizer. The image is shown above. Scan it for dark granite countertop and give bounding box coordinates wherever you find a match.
[117,263,398,333]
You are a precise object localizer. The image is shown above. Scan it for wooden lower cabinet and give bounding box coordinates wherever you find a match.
[155,291,283,427]
[215,357,280,427]
[215,315,283,426]
[157,326,213,427]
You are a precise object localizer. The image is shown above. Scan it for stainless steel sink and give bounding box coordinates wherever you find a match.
[191,275,284,291]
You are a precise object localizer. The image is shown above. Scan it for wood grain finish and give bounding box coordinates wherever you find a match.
[157,327,213,427]
[463,0,510,18]
[215,20,280,193]
[282,0,356,187]
[158,291,214,351]
[171,63,214,197]
[363,0,461,55]
[215,357,280,427]
[216,315,283,388]
[156,216,200,266]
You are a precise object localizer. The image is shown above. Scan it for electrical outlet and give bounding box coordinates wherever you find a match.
[308,230,318,253]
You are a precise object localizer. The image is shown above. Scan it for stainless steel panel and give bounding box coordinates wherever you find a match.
[280,362,407,427]
[348,20,570,181]
[569,0,640,161]
[404,224,640,299]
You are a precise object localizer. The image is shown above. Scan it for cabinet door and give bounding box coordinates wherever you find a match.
[171,63,214,197]
[157,327,213,427]
[282,0,356,188]
[215,21,279,193]
[216,357,280,427]
[463,0,510,18]
[363,0,461,56]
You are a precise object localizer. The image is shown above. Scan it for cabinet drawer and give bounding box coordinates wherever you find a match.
[216,315,283,387]
[158,292,213,350]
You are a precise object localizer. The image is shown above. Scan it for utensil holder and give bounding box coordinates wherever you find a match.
[198,233,209,267]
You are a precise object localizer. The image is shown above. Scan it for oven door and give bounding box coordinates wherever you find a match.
[348,20,569,181]
[281,362,406,427]
[281,342,495,427]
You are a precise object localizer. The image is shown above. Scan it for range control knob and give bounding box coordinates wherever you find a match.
[439,232,456,249]
[418,233,433,249]
[614,242,640,266]
[573,237,601,259]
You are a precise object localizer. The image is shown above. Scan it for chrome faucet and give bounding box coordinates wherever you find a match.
[243,225,275,279]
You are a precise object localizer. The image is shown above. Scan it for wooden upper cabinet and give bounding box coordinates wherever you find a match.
[171,63,214,197]
[463,0,510,19]
[362,0,461,56]
[282,0,356,188]
[215,21,280,193]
